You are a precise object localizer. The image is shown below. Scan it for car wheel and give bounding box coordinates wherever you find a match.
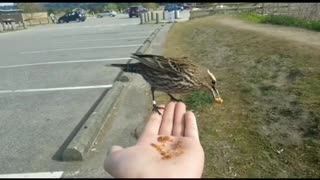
[59,19,64,23]
[76,18,80,22]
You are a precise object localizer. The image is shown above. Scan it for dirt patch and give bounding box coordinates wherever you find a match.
[215,15,320,47]
[162,15,320,178]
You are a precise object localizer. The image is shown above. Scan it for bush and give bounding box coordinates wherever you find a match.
[239,13,267,23]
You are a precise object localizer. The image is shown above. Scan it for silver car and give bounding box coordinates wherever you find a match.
[97,10,117,18]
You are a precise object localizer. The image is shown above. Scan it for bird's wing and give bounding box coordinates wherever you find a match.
[131,53,196,73]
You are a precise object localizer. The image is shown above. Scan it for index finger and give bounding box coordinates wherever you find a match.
[138,105,165,143]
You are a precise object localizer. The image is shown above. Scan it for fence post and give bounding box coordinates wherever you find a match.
[11,22,17,30]
[144,12,147,23]
[140,13,144,24]
[7,23,12,31]
[18,21,22,29]
[0,23,3,32]
[156,13,159,24]
[151,11,154,20]
[23,21,27,29]
[147,12,150,22]
[163,11,166,20]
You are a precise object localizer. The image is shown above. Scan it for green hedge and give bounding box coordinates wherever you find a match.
[239,13,320,32]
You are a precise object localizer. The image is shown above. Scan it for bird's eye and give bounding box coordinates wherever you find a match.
[212,81,216,85]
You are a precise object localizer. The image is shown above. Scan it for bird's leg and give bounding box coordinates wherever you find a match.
[151,87,164,115]
[167,93,182,102]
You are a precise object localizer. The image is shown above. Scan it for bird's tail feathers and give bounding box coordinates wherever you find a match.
[105,64,127,70]
[105,63,140,73]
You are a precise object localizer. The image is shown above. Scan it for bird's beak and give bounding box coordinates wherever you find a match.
[211,86,221,100]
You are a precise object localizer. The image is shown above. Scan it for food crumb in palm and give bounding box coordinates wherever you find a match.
[174,150,184,157]
[162,154,172,160]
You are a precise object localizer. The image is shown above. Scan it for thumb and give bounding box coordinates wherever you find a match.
[110,145,123,153]
[104,145,124,174]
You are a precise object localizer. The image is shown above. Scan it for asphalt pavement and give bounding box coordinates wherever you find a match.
[0,14,160,177]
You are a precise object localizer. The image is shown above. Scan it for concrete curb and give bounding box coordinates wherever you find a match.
[60,24,166,161]
[136,24,165,54]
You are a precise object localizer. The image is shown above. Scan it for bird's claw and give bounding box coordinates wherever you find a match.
[152,105,164,115]
[170,97,182,102]
[168,94,182,102]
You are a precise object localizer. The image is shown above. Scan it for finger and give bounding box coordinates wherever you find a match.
[172,102,186,136]
[184,111,200,142]
[159,101,177,135]
[138,105,165,143]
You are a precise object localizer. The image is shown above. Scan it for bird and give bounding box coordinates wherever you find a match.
[106,52,223,115]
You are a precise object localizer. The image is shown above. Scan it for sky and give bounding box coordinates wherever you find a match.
[0,3,14,6]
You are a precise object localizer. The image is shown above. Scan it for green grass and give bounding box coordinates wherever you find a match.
[184,92,212,110]
[240,13,320,32]
[164,15,320,178]
[239,13,267,23]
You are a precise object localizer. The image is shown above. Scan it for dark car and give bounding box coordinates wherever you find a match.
[164,4,182,12]
[58,11,86,23]
[183,3,192,10]
[178,3,192,10]
[128,5,147,18]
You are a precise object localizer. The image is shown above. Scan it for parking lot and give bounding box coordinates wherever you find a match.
[0,14,160,177]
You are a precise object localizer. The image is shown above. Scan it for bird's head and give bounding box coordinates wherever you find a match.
[203,70,223,104]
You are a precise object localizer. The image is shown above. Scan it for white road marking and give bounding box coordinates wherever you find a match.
[0,85,113,94]
[0,171,64,178]
[20,44,142,54]
[26,23,139,31]
[67,31,154,38]
[0,57,130,69]
[103,31,153,35]
[55,36,148,43]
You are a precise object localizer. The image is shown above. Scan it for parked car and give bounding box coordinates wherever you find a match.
[128,5,147,18]
[181,3,192,10]
[97,10,117,18]
[164,4,182,12]
[58,11,86,23]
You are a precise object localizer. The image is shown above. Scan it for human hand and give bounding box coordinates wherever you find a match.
[104,102,204,178]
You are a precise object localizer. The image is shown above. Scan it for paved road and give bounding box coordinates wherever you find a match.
[0,14,160,177]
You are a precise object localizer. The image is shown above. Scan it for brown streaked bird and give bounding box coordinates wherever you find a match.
[107,52,223,114]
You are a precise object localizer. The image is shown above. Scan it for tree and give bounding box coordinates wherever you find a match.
[47,8,55,15]
[16,3,46,13]
[141,3,160,10]
[117,3,129,12]
[105,3,118,12]
[89,6,104,14]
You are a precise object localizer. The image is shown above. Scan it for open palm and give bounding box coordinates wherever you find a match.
[104,102,205,178]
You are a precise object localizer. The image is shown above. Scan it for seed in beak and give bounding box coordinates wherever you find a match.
[211,87,223,105]
[215,98,223,104]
